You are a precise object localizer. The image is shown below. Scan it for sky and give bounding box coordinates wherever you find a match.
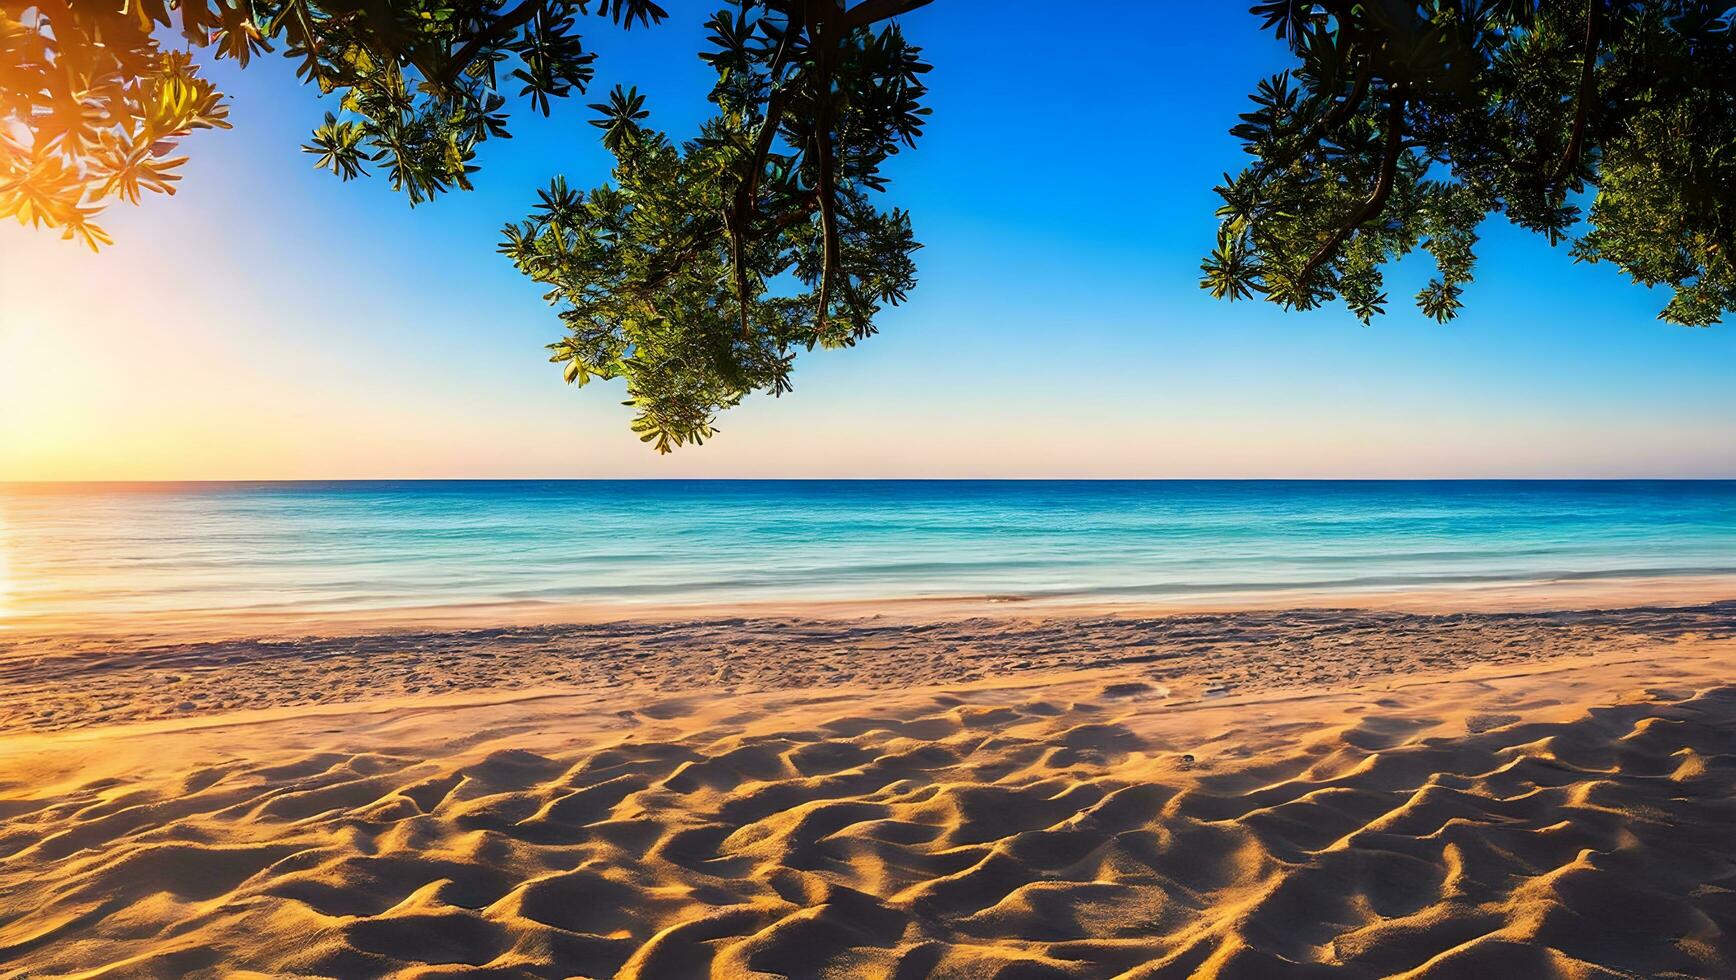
[2,2,1733,480]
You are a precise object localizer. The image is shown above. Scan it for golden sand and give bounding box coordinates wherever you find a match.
[2,602,1734,977]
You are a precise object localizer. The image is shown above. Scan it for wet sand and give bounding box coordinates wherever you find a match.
[2,600,1734,977]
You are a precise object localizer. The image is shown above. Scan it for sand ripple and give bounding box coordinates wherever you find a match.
[3,649,1734,978]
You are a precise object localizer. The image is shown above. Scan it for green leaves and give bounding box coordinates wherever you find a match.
[305,113,372,180]
[588,86,650,153]
[505,1,929,453]
[512,5,598,116]
[1206,0,1736,328]
[278,1,634,207]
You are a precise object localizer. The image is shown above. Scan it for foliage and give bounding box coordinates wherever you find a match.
[0,0,666,248]
[1203,1,1736,328]
[500,0,930,452]
[10,2,1734,452]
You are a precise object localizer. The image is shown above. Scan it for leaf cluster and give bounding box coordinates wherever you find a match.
[1204,1,1736,327]
[501,0,930,452]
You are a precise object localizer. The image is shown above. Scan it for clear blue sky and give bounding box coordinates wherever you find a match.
[2,1,1732,478]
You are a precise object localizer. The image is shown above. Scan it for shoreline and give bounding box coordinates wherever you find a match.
[5,596,1733,738]
[6,571,1736,645]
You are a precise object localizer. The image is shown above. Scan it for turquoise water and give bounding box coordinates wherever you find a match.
[2,481,1733,623]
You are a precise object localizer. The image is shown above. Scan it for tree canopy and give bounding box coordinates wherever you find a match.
[498,3,929,451]
[5,2,1733,450]
[1202,1,1736,329]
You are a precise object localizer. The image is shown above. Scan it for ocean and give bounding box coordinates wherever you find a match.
[2,480,1733,625]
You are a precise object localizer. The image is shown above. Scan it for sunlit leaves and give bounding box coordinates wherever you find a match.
[143,53,231,137]
[96,141,189,205]
[1,0,670,245]
[0,6,230,250]
[1206,1,1736,327]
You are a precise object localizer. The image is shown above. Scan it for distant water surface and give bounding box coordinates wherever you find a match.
[2,481,1733,624]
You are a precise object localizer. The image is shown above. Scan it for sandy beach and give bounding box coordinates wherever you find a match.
[1,599,1733,978]
[8,0,1735,970]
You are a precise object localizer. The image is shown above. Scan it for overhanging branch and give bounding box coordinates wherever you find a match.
[1548,0,1600,190]
[441,0,546,88]
[729,12,803,336]
[1294,85,1407,289]
[812,4,841,330]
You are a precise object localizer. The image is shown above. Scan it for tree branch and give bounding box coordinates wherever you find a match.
[815,139,839,330]
[642,194,821,300]
[811,3,841,330]
[735,50,796,232]
[843,0,933,29]
[729,12,803,337]
[642,221,721,293]
[1548,0,1600,190]
[1320,60,1370,133]
[441,0,547,88]
[1257,59,1370,183]
[765,194,822,234]
[728,210,753,337]
[1295,85,1407,289]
